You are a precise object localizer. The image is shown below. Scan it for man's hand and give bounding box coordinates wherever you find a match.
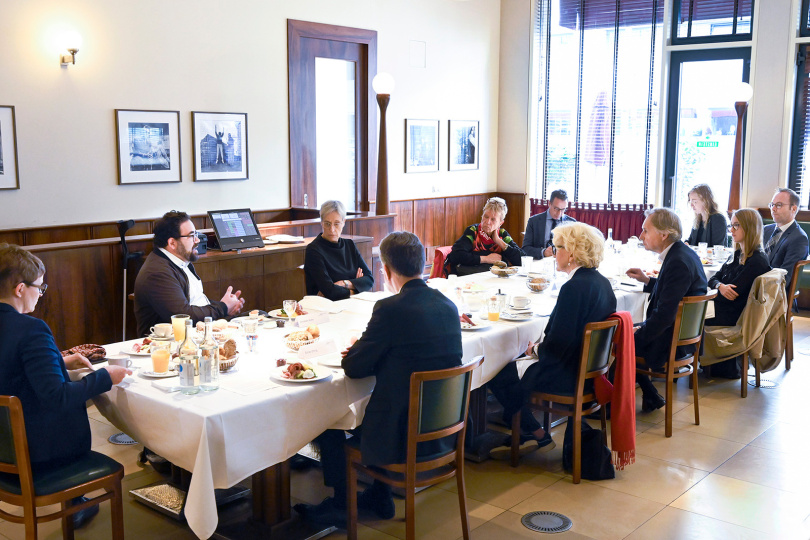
[626,268,650,285]
[63,352,93,371]
[718,283,739,300]
[221,286,245,316]
[103,365,132,385]
[525,342,535,358]
[542,245,553,258]
[340,336,359,358]
[480,253,503,264]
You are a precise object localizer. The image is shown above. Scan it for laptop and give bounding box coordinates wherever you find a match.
[207,209,265,251]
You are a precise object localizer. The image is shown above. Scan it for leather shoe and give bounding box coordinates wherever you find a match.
[71,497,99,529]
[358,487,395,520]
[294,497,346,529]
[489,431,555,460]
[641,393,665,413]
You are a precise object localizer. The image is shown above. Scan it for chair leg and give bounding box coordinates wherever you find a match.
[455,461,471,540]
[755,358,761,388]
[665,372,674,438]
[111,476,125,540]
[61,498,74,540]
[572,414,582,484]
[405,473,416,540]
[692,362,700,427]
[510,410,521,468]
[600,407,607,446]
[347,455,359,540]
[741,354,748,398]
[786,320,793,370]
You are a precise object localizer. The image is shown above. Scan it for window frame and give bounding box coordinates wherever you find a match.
[670,0,755,46]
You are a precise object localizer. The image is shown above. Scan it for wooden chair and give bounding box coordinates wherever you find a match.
[0,396,125,540]
[428,246,453,279]
[509,319,619,483]
[345,356,484,540]
[785,259,810,369]
[637,293,716,437]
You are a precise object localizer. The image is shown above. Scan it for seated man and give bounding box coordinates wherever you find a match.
[294,231,463,528]
[522,189,576,259]
[134,210,245,337]
[763,188,809,311]
[626,208,707,412]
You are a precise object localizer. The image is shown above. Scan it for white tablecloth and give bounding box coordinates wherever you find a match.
[94,271,647,539]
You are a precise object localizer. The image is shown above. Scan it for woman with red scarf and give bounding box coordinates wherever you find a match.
[448,197,526,276]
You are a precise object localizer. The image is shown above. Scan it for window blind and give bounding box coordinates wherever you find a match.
[789,45,810,208]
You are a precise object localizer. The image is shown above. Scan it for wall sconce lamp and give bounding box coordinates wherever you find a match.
[372,72,395,216]
[59,31,83,67]
[727,82,753,214]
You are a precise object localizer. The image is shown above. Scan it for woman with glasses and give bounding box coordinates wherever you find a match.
[447,197,526,276]
[0,243,131,528]
[304,200,373,300]
[487,223,616,458]
[685,184,727,247]
[704,208,770,378]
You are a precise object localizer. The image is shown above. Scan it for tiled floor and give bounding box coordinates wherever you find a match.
[4,318,810,539]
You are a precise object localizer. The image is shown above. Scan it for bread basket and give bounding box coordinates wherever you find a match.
[219,354,239,372]
[284,334,319,351]
[526,276,551,293]
[490,265,518,278]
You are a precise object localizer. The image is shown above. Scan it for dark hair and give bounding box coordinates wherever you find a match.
[379,232,425,278]
[549,189,568,203]
[153,210,190,248]
[776,187,800,208]
[0,243,45,293]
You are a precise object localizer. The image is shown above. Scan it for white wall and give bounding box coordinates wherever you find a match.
[0,0,501,229]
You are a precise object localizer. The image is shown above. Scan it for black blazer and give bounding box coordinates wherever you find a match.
[521,267,616,395]
[686,213,727,247]
[522,211,577,259]
[634,241,708,369]
[0,303,113,464]
[707,249,770,326]
[342,279,463,466]
[763,221,809,290]
[304,234,373,301]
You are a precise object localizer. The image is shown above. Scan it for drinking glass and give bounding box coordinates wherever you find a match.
[171,314,190,341]
[150,341,172,373]
[243,318,259,353]
[521,256,533,274]
[283,300,298,319]
[487,297,500,322]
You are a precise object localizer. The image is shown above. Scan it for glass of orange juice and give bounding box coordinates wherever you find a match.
[487,296,500,322]
[171,314,190,341]
[151,341,172,373]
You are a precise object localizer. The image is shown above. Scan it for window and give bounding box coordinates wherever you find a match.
[672,0,753,44]
[789,44,810,208]
[530,0,664,204]
[803,0,810,37]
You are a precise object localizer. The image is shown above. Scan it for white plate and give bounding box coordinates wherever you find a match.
[270,364,331,383]
[317,353,344,368]
[139,370,178,379]
[231,315,267,325]
[509,300,532,310]
[500,311,535,321]
[461,320,491,331]
[268,309,294,319]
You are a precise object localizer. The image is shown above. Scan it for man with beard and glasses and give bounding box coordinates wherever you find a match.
[134,210,245,338]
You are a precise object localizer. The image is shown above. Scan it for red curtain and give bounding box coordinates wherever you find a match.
[530,199,652,243]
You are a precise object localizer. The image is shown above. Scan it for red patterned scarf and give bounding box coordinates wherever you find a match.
[472,224,504,253]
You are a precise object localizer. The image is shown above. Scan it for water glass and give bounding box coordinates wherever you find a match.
[243,318,259,353]
[282,299,297,319]
[713,245,727,264]
[521,256,533,274]
[698,242,708,258]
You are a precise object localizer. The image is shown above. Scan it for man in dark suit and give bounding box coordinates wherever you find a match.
[763,188,809,310]
[626,208,707,412]
[523,189,577,259]
[294,231,463,528]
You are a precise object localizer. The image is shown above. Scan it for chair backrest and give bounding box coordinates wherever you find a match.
[407,356,484,451]
[583,320,619,375]
[0,396,35,498]
[672,292,718,352]
[787,259,810,309]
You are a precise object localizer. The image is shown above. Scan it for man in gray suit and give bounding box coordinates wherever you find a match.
[523,189,576,259]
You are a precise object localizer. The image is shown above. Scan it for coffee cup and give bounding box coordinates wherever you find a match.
[512,295,530,309]
[107,354,133,368]
[150,323,173,338]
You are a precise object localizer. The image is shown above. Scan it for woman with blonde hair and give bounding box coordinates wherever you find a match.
[487,223,616,457]
[686,184,727,246]
[705,208,770,378]
[447,197,526,276]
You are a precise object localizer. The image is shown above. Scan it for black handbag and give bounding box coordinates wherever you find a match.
[562,420,615,480]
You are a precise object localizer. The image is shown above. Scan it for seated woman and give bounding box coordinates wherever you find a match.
[487,223,617,457]
[686,184,727,247]
[305,200,374,300]
[0,244,130,528]
[447,197,525,276]
[705,208,770,378]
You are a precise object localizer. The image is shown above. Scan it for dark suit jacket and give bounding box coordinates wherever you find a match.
[764,221,809,291]
[342,279,463,466]
[134,250,228,338]
[634,241,708,369]
[0,303,112,464]
[304,234,373,301]
[521,267,616,395]
[707,249,770,326]
[522,211,577,259]
[686,213,727,247]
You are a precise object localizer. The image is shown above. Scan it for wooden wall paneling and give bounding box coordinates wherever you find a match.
[217,256,265,312]
[371,255,383,291]
[351,216,394,246]
[264,250,304,273]
[259,225,305,237]
[25,227,91,246]
[444,195,479,248]
[0,231,24,244]
[264,271,306,310]
[414,198,446,257]
[302,223,322,238]
[390,201,414,233]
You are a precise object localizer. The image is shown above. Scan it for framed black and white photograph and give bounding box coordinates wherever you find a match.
[192,111,248,181]
[405,119,439,173]
[448,120,479,171]
[115,109,181,185]
[0,105,20,190]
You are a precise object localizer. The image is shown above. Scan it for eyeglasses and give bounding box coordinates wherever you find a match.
[23,282,48,296]
[322,220,344,229]
[727,223,741,231]
[177,232,200,242]
[551,206,567,213]
[551,245,561,255]
[768,202,788,210]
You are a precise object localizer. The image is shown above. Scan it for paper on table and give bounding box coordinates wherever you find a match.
[299,295,343,314]
[265,234,305,243]
[295,312,330,326]
[151,379,182,392]
[220,379,280,395]
[299,337,338,360]
[352,291,394,302]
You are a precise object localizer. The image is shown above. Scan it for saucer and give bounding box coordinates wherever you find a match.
[148,334,174,341]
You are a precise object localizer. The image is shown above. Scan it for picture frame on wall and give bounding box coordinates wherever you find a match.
[0,105,20,190]
[191,111,248,181]
[115,109,181,185]
[448,120,479,171]
[405,119,439,173]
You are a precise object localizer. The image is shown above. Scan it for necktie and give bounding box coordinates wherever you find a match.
[547,218,558,247]
[765,228,782,255]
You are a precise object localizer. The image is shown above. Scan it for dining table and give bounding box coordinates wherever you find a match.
[92,268,649,539]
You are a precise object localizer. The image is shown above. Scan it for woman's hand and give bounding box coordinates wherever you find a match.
[103,365,132,385]
[63,352,93,371]
[480,253,503,264]
[355,268,364,279]
[491,228,508,250]
[718,283,739,300]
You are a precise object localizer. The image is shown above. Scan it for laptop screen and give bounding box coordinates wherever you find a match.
[207,209,265,251]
